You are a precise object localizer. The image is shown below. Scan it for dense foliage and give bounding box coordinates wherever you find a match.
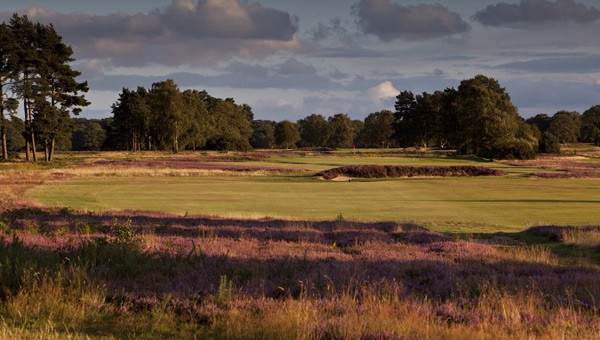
[107,82,254,152]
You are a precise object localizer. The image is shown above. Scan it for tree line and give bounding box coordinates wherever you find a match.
[251,75,600,159]
[106,80,254,152]
[5,75,599,160]
[0,14,88,162]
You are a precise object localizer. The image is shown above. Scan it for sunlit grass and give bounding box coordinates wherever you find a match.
[26,175,600,232]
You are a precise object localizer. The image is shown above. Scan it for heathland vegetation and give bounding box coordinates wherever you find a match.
[1,148,600,338]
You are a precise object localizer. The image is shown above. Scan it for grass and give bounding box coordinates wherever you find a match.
[4,149,600,337]
[26,175,600,232]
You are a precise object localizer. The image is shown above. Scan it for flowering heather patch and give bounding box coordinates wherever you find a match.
[86,157,306,174]
[1,209,600,338]
[531,171,600,179]
[504,156,600,178]
[317,165,506,180]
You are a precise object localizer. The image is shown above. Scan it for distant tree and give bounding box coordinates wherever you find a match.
[548,111,580,144]
[110,87,150,151]
[5,115,24,153]
[250,120,276,149]
[454,75,536,159]
[352,119,364,147]
[393,90,452,148]
[393,91,416,146]
[274,120,300,149]
[413,91,446,147]
[180,89,210,151]
[526,114,553,134]
[203,94,253,151]
[327,113,355,148]
[581,105,600,146]
[359,110,394,148]
[297,114,330,147]
[107,84,255,152]
[437,88,460,149]
[72,119,106,151]
[539,131,560,154]
[149,80,184,152]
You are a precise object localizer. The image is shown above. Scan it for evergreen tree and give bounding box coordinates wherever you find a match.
[111,88,150,151]
[0,23,18,160]
[9,14,40,162]
[34,22,89,161]
[393,91,416,146]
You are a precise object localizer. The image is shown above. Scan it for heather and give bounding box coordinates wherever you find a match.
[0,209,599,338]
[504,156,600,178]
[316,165,506,180]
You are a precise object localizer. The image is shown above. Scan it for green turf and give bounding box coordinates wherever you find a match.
[26,174,600,232]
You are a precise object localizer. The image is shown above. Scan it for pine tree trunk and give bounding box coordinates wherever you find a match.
[0,76,6,161]
[1,125,7,161]
[29,103,37,163]
[174,122,179,153]
[24,98,30,162]
[148,136,152,151]
[49,137,55,162]
[44,139,49,162]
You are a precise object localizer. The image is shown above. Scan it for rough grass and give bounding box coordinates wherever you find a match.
[317,165,506,180]
[0,209,599,339]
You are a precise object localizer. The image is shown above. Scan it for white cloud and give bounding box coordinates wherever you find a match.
[367,81,399,103]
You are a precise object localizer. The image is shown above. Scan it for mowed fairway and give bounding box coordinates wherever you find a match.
[27,173,600,232]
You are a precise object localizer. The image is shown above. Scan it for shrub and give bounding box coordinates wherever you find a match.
[539,132,561,154]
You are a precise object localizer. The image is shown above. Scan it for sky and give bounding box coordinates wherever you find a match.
[1,0,599,121]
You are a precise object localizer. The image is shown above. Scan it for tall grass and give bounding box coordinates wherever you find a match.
[1,211,600,338]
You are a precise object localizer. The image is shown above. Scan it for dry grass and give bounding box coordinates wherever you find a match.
[563,229,600,248]
[51,166,300,178]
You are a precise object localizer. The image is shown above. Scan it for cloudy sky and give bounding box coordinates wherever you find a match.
[1,0,599,120]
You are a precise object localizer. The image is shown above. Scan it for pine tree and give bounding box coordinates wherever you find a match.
[35,22,89,161]
[0,23,18,160]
